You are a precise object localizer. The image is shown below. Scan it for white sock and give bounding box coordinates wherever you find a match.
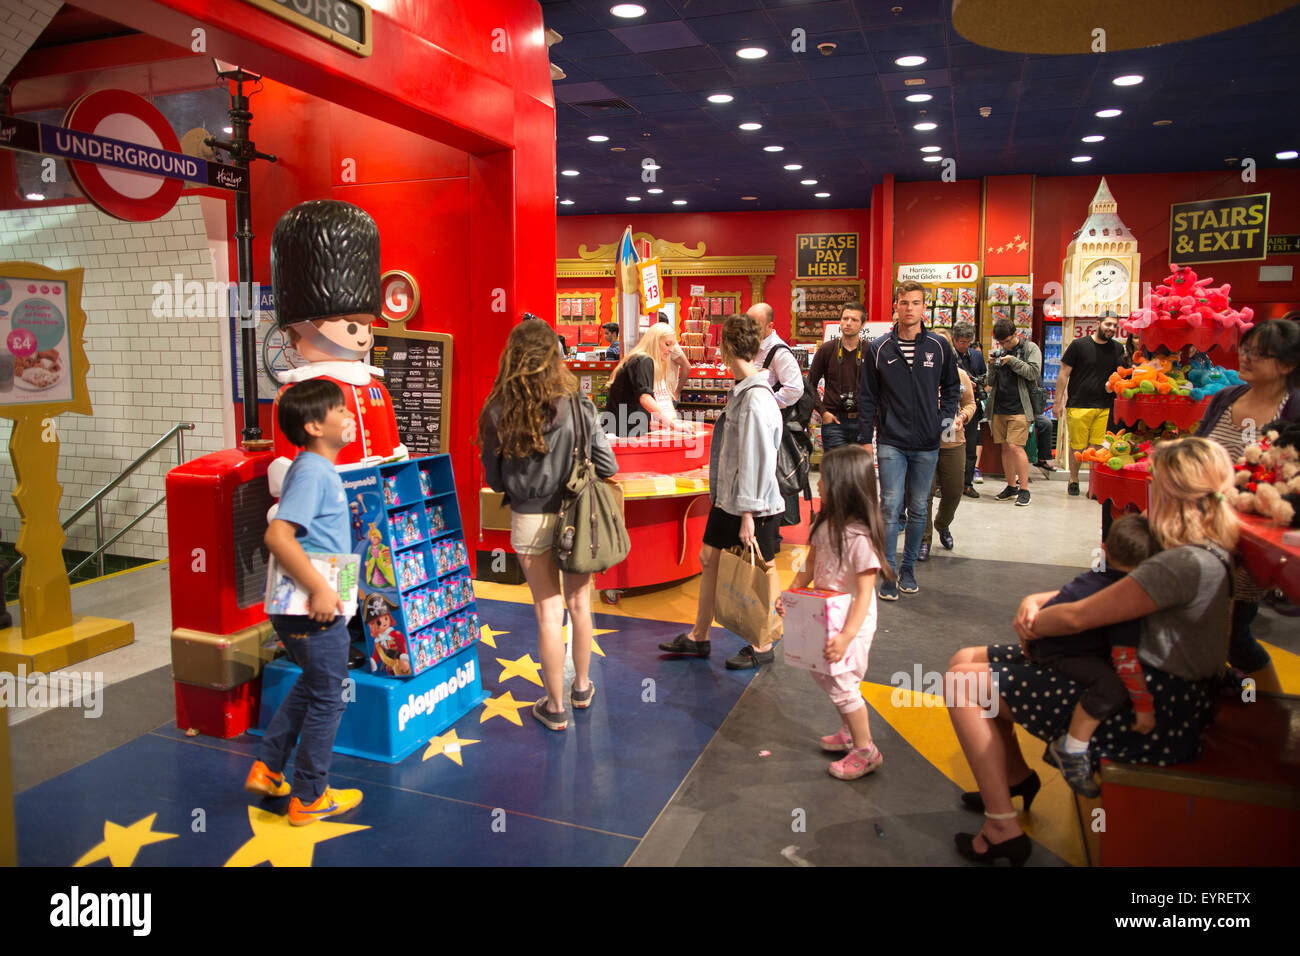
[1063,734,1090,754]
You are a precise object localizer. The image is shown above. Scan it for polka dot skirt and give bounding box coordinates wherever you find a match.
[987,644,1217,767]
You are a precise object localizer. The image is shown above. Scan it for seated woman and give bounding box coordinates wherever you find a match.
[945,436,1238,866]
[603,323,692,437]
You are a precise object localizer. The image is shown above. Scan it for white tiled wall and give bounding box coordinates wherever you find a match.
[0,0,61,84]
[0,196,231,561]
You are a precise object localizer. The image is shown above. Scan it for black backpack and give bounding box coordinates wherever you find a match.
[761,344,814,514]
[761,343,816,430]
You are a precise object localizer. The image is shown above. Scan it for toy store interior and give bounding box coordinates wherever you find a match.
[0,0,1298,902]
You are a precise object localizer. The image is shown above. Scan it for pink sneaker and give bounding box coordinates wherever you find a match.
[830,745,883,780]
[820,725,854,753]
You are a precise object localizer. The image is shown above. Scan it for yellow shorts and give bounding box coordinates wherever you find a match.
[510,511,557,556]
[991,413,1030,445]
[1066,407,1110,450]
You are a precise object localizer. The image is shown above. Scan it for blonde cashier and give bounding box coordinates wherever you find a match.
[603,323,694,436]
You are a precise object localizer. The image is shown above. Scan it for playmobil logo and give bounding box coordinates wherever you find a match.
[50,886,151,936]
[398,661,475,732]
[342,474,378,492]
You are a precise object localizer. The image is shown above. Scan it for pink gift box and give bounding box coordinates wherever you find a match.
[780,587,855,675]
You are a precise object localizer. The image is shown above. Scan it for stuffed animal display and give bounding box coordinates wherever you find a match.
[1186,363,1244,401]
[1106,353,1193,399]
[1124,264,1255,334]
[1228,422,1300,527]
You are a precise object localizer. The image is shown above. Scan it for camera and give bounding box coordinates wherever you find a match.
[840,391,857,416]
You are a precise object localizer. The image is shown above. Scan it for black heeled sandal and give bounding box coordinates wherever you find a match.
[955,812,1032,866]
[960,770,1040,813]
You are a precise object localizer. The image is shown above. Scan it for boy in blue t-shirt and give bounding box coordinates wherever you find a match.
[244,378,364,825]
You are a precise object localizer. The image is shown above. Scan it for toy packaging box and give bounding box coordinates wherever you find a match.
[780,587,855,676]
[264,552,360,618]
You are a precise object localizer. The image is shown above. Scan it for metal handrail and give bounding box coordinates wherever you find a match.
[9,422,194,579]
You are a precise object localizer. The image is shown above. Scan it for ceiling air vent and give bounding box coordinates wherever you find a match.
[571,98,639,118]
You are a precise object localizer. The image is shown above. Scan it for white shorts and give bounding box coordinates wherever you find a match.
[510,511,557,556]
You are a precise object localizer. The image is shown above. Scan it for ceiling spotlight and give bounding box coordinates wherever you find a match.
[895,55,927,67]
[783,164,803,170]
[1095,109,1122,118]
[913,121,938,131]
[707,93,734,104]
[1071,155,1093,163]
[561,169,580,176]
[626,196,641,201]
[1081,135,1105,143]
[1153,119,1173,126]
[610,4,646,17]
[587,134,610,142]
[672,199,688,205]
[763,145,784,152]
[739,122,763,131]
[1112,74,1143,86]
[742,196,758,200]
[923,155,943,163]
[1278,150,1299,160]
[905,93,933,103]
[736,47,768,60]
[643,161,661,170]
[920,145,941,153]
[814,192,831,198]
[610,146,626,152]
[647,187,664,194]
[559,199,575,205]
[800,179,818,185]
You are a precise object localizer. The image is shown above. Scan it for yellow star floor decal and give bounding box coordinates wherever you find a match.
[567,626,616,658]
[423,729,480,765]
[860,680,1088,867]
[479,690,534,726]
[224,806,368,867]
[72,813,179,867]
[496,652,544,686]
[479,624,509,649]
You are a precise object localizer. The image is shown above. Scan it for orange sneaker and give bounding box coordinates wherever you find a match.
[288,787,363,826]
[244,760,290,798]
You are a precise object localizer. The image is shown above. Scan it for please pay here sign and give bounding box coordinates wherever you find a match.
[796,233,859,278]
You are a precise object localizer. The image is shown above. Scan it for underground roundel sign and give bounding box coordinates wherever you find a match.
[64,90,185,222]
[380,270,421,323]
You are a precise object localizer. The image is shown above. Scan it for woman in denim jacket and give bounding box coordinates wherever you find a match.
[659,312,785,670]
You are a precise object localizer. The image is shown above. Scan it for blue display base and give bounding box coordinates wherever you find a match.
[251,644,488,764]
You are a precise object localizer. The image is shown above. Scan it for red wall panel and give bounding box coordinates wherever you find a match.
[892,179,982,264]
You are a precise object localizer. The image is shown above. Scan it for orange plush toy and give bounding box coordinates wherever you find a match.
[1106,355,1185,398]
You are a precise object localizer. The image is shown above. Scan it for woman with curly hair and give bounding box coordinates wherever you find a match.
[480,319,619,731]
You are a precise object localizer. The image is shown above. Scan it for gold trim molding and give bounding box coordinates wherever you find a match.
[578,233,706,260]
[559,256,776,279]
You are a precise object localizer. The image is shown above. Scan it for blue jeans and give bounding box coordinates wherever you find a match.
[260,614,351,804]
[876,444,940,574]
[821,420,860,451]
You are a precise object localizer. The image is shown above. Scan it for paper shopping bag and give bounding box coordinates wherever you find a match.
[714,545,781,647]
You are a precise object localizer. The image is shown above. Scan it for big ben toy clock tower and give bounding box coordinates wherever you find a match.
[1061,178,1141,340]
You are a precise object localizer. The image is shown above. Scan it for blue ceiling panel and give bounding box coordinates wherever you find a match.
[864,25,948,54]
[554,81,622,103]
[684,12,783,43]
[639,45,728,72]
[737,60,807,84]
[802,54,877,80]
[851,0,946,26]
[580,53,660,77]
[877,67,951,91]
[760,97,825,116]
[947,41,1024,68]
[1021,55,1096,81]
[748,79,818,101]
[624,92,704,112]
[609,21,706,53]
[555,30,634,58]
[667,0,756,15]
[668,68,741,91]
[764,1,858,34]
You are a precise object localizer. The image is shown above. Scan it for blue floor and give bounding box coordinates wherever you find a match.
[16,599,756,866]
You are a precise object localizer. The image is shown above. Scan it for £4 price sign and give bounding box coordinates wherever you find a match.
[639,257,663,312]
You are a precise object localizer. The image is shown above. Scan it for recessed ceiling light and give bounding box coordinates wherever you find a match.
[913,122,938,131]
[610,3,646,17]
[1278,150,1299,160]
[1153,119,1173,126]
[25,193,44,201]
[707,93,734,104]
[920,145,941,153]
[672,199,688,205]
[1081,135,1105,143]
[559,199,575,205]
[643,162,661,170]
[739,122,763,131]
[736,47,767,60]
[895,55,927,67]
[905,93,933,103]
[763,145,784,152]
[1112,74,1143,86]
[800,179,818,186]
[1095,109,1122,118]
[560,169,580,176]
[783,163,803,170]
[1071,155,1093,163]
[647,187,664,194]
[626,196,641,201]
[587,134,610,142]
[923,155,943,163]
[814,192,831,198]
[742,196,758,200]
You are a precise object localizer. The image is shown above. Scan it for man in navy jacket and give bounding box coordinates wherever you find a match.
[858,282,961,600]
